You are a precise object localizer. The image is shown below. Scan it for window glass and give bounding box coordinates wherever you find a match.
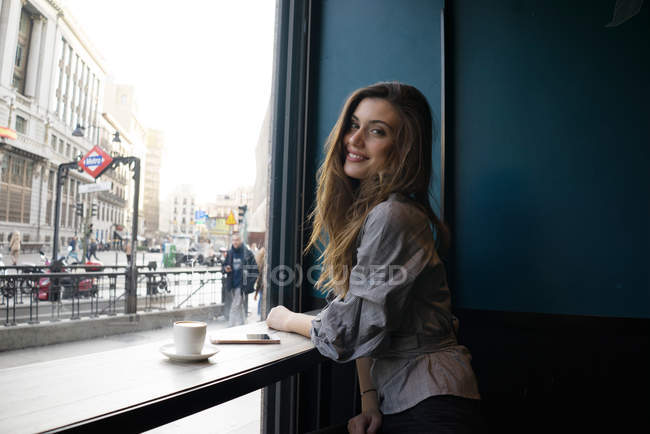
[14,44,23,67]
[0,157,9,183]
[15,116,27,134]
[11,157,23,185]
[2,2,277,432]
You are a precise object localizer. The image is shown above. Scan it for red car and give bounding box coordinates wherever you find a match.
[37,260,100,301]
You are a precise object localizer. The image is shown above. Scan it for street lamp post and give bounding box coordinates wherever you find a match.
[101,155,141,314]
[52,160,84,262]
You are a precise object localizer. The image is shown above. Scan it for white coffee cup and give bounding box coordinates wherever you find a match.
[173,321,207,354]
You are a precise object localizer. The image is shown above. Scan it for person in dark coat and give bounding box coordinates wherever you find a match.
[222,233,258,326]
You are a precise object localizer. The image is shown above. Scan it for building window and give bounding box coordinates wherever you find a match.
[13,9,32,94]
[12,74,22,89]
[14,44,23,67]
[15,116,27,134]
[46,170,54,225]
[0,155,33,223]
[66,143,71,157]
[51,134,57,149]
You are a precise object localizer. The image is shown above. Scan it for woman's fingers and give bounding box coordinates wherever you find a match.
[367,412,382,434]
[347,410,381,434]
[347,413,371,434]
[266,306,290,330]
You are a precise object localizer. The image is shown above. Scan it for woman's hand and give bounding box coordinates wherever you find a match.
[347,409,382,434]
[266,305,293,331]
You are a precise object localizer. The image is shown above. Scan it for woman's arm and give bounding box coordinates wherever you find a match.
[356,357,379,412]
[267,305,314,338]
[347,358,382,434]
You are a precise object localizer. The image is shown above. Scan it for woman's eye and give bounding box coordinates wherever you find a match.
[370,128,385,136]
[350,123,360,130]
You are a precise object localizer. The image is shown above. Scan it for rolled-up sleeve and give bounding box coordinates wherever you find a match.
[310,201,434,362]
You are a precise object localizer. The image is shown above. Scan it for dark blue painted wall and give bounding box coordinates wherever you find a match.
[450,0,650,317]
[308,0,445,203]
[305,0,445,299]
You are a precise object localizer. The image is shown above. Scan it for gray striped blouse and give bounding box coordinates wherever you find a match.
[310,193,480,414]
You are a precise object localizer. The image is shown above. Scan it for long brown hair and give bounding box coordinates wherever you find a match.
[306,82,449,296]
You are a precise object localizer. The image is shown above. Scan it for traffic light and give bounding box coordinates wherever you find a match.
[91,202,98,217]
[237,205,247,224]
[75,202,84,216]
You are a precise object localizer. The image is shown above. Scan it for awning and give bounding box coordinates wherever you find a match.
[0,127,17,140]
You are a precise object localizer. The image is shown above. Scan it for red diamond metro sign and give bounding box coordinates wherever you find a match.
[78,145,113,178]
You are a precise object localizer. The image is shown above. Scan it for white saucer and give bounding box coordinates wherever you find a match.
[159,343,219,361]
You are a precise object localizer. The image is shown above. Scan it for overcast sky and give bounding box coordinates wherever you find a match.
[62,0,276,203]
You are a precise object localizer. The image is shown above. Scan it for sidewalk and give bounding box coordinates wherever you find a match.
[4,249,163,267]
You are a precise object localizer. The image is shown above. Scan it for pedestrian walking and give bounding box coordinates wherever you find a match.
[67,236,79,263]
[223,233,258,326]
[125,240,132,265]
[9,230,21,265]
[88,237,100,261]
[254,246,266,317]
[83,224,93,262]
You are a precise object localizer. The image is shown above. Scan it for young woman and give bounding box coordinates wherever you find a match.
[267,82,482,433]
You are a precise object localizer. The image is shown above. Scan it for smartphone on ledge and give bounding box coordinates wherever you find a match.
[211,333,281,344]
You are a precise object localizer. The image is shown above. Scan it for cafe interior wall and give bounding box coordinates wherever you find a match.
[292,0,649,432]
[445,0,649,431]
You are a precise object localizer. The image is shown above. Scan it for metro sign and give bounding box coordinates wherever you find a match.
[78,145,113,178]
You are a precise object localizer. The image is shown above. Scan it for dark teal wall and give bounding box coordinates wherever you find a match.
[308,0,445,205]
[305,0,445,299]
[449,0,650,317]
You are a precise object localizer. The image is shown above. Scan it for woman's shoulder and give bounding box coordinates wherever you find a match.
[366,193,428,228]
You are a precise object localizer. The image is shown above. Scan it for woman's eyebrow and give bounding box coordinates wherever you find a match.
[350,114,394,131]
[369,120,394,131]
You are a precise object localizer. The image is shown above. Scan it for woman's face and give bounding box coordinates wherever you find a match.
[342,97,399,180]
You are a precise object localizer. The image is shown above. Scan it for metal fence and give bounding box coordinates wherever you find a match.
[0,264,224,326]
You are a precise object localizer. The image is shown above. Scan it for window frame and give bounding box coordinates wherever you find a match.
[263,1,314,433]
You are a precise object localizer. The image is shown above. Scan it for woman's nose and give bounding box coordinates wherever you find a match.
[348,129,364,147]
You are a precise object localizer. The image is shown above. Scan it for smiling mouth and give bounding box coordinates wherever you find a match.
[346,152,368,162]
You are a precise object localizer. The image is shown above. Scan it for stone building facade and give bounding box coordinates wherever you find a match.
[0,0,133,252]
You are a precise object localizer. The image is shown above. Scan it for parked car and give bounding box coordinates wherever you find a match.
[37,257,96,301]
[148,245,161,253]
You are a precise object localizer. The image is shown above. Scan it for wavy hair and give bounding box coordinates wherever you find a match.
[306,82,450,296]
